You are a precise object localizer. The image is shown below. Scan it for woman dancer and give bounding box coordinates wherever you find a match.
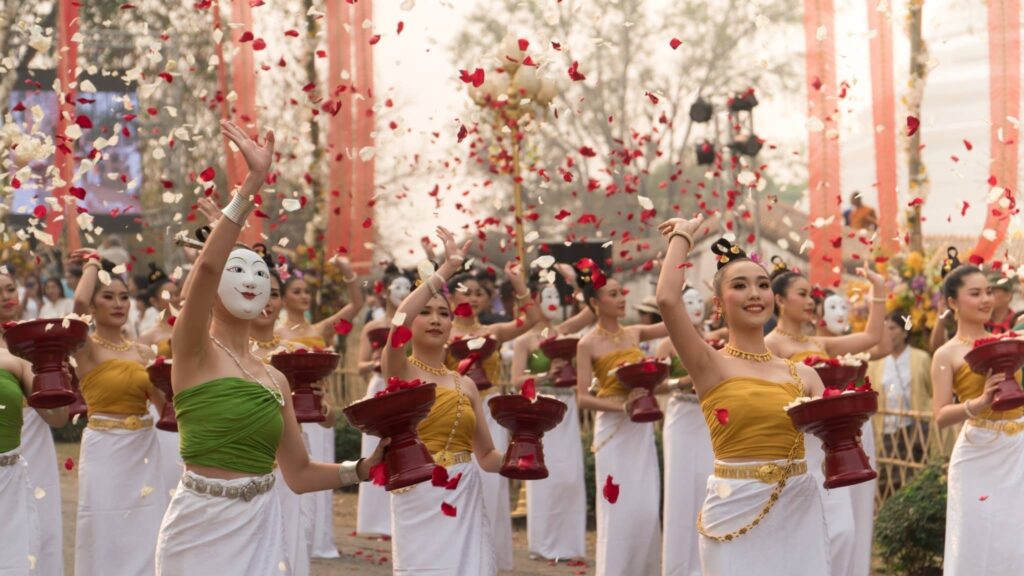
[0,272,69,576]
[155,121,382,574]
[763,257,885,576]
[656,217,829,575]
[382,226,508,575]
[575,257,668,576]
[445,262,540,570]
[277,256,363,350]
[509,270,592,563]
[354,264,413,538]
[656,284,716,576]
[69,252,167,576]
[930,249,1024,575]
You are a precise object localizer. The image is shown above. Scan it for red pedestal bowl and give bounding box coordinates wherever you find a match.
[67,369,88,419]
[811,363,868,391]
[488,394,568,480]
[342,383,438,491]
[146,360,176,432]
[788,391,879,489]
[964,339,1024,411]
[367,327,391,373]
[448,337,499,391]
[614,360,669,422]
[4,318,89,409]
[539,337,580,388]
[271,351,340,423]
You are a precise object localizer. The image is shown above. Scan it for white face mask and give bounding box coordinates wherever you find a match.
[823,294,850,335]
[217,248,272,320]
[683,288,705,325]
[539,285,561,320]
[388,277,412,307]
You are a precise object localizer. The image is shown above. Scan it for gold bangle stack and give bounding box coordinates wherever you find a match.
[669,230,694,249]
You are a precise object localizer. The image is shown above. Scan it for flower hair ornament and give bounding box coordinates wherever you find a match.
[770,255,789,273]
[710,238,747,269]
[147,262,168,286]
[941,247,961,279]
[574,257,607,291]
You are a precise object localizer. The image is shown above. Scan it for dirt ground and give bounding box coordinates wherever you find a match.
[55,442,596,575]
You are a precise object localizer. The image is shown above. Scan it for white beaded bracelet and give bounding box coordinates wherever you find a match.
[222,195,255,226]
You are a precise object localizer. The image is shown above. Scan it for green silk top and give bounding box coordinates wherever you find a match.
[527,349,552,375]
[0,370,23,453]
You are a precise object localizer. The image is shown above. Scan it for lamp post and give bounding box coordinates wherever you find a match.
[466,34,559,279]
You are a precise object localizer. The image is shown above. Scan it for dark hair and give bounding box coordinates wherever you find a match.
[92,259,127,299]
[145,263,171,303]
[448,271,480,295]
[768,255,804,315]
[710,238,756,297]
[942,265,983,302]
[252,244,282,290]
[573,259,610,310]
[382,263,413,290]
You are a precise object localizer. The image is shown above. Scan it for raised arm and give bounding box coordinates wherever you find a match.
[822,267,887,357]
[634,322,669,343]
[313,256,365,343]
[510,333,534,388]
[486,260,541,343]
[655,216,720,389]
[356,320,380,377]
[70,249,101,316]
[172,121,274,362]
[382,227,469,382]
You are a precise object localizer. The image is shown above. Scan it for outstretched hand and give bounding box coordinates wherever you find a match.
[437,226,470,270]
[658,214,705,242]
[220,120,275,176]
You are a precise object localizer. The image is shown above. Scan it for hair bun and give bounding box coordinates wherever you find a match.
[941,246,961,279]
[711,238,747,270]
[573,257,607,291]
[147,262,168,285]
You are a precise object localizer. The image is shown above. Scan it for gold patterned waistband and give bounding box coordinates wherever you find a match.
[433,450,472,468]
[968,418,1024,435]
[181,472,275,502]
[714,461,808,484]
[0,453,20,467]
[87,415,153,431]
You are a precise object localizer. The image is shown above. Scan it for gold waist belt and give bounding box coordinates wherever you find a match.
[433,450,472,468]
[181,473,275,502]
[0,453,20,467]
[87,415,153,431]
[968,418,1024,435]
[714,461,808,484]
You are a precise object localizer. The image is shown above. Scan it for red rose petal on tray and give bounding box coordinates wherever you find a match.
[441,502,457,517]
[521,378,536,401]
[369,462,387,486]
[714,408,729,426]
[602,475,620,504]
[390,326,412,348]
[431,465,449,487]
[333,318,353,335]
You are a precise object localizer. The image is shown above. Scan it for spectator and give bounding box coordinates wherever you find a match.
[634,295,663,355]
[39,277,73,318]
[18,273,41,319]
[849,193,878,231]
[986,273,1016,334]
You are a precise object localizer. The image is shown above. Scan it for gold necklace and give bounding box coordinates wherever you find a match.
[409,356,452,376]
[210,335,284,406]
[91,333,133,352]
[955,333,984,345]
[250,335,281,350]
[434,372,465,468]
[596,324,625,341]
[774,326,808,343]
[723,344,773,363]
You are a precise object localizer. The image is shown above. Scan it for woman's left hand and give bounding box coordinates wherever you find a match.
[856,265,886,291]
[220,120,275,176]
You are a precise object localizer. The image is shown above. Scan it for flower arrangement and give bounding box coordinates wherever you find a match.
[801,352,870,368]
[375,377,424,398]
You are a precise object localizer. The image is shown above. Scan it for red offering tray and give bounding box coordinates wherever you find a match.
[539,337,580,388]
[488,394,568,480]
[964,339,1024,411]
[4,318,89,409]
[147,359,176,432]
[809,363,868,391]
[449,337,499,391]
[67,369,88,419]
[343,383,438,491]
[367,327,391,373]
[788,391,879,489]
[270,351,340,423]
[614,360,669,422]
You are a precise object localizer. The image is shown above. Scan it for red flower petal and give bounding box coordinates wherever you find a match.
[445,472,462,490]
[75,114,93,129]
[906,115,920,137]
[441,502,457,517]
[252,38,267,51]
[69,186,87,200]
[369,462,387,486]
[32,205,46,219]
[979,495,989,501]
[390,325,412,348]
[669,38,682,50]
[64,457,75,471]
[714,408,729,426]
[521,378,536,401]
[963,139,973,151]
[602,475,620,504]
[431,465,449,487]
[458,68,485,88]
[517,38,529,51]
[199,167,216,182]
[554,209,571,220]
[453,303,473,318]
[333,318,353,335]
[567,60,586,81]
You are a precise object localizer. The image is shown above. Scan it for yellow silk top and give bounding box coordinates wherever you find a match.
[954,364,1024,421]
[417,387,475,456]
[80,359,153,417]
[291,336,327,350]
[593,347,645,398]
[156,338,172,359]
[445,347,501,389]
[789,349,829,364]
[700,377,805,460]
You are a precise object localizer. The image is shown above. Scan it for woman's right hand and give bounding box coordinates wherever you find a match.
[437,226,471,270]
[624,386,648,413]
[220,120,275,177]
[68,248,99,266]
[657,214,704,242]
[976,370,1003,411]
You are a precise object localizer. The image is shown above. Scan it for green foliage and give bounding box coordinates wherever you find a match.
[334,419,363,464]
[874,464,947,575]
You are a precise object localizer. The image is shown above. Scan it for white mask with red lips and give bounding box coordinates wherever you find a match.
[539,285,562,320]
[683,287,706,325]
[217,248,272,320]
[823,293,850,335]
[388,276,412,308]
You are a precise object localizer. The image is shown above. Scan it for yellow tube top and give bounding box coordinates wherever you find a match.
[593,347,645,398]
[700,377,805,460]
[80,359,153,417]
[954,364,1024,421]
[445,346,501,389]
[417,387,475,455]
[291,336,327,350]
[156,338,172,359]
[789,349,829,363]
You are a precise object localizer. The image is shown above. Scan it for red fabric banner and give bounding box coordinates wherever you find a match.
[229,0,262,245]
[865,2,898,256]
[50,0,80,251]
[803,0,842,287]
[350,0,375,273]
[971,0,1021,263]
[326,0,354,257]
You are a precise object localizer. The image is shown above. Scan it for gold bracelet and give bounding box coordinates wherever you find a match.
[83,261,101,271]
[669,230,694,249]
[341,272,357,283]
[963,400,978,419]
[514,291,530,301]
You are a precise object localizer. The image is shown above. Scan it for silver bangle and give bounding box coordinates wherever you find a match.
[338,459,362,486]
[963,400,978,419]
[221,195,255,226]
